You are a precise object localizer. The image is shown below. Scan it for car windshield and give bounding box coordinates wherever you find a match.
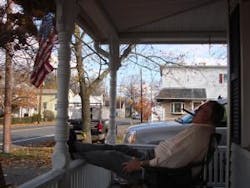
[175,113,193,124]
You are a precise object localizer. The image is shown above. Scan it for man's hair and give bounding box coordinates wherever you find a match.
[208,101,225,124]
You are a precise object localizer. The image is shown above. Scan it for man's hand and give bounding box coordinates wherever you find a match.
[122,159,141,173]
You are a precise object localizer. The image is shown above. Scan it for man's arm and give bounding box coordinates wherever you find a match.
[140,160,150,167]
[122,159,150,173]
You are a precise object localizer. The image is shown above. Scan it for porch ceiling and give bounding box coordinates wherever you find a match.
[76,0,227,44]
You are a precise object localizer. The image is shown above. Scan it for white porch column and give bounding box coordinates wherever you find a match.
[52,0,77,170]
[106,38,120,144]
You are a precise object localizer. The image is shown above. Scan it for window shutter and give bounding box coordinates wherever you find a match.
[229,4,241,144]
[219,73,223,83]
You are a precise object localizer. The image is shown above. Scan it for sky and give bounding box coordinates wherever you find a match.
[116,44,227,87]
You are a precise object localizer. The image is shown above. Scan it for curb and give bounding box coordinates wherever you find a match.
[0,122,56,130]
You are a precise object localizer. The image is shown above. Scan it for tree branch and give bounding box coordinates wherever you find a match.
[120,44,135,61]
[89,68,110,93]
[94,42,110,59]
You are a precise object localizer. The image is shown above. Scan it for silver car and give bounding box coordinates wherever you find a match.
[123,99,227,145]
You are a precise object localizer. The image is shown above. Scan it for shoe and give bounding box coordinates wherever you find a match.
[67,128,77,159]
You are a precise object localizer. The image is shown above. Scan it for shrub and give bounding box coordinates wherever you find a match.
[43,110,55,121]
[12,117,33,124]
[32,113,42,122]
[0,114,43,124]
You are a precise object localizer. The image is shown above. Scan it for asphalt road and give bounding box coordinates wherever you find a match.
[0,125,55,146]
[0,119,140,147]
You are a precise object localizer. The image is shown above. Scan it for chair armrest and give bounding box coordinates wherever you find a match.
[144,160,203,175]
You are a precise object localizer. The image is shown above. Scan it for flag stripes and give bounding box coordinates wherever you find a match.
[30,13,56,88]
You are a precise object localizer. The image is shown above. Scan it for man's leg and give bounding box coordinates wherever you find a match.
[74,142,114,152]
[81,150,143,184]
[74,142,154,160]
[113,144,155,160]
[68,129,154,161]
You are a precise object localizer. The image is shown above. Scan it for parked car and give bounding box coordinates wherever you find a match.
[123,99,227,145]
[68,103,110,143]
[68,119,109,143]
[0,109,4,117]
[132,113,141,120]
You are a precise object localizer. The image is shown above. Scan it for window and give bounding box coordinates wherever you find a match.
[219,73,227,84]
[171,102,184,114]
[43,102,47,110]
[192,101,202,110]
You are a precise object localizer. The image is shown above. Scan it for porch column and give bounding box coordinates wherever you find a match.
[52,0,77,170]
[106,38,120,144]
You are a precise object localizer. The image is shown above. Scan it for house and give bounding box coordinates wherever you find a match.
[104,96,126,119]
[161,65,227,99]
[37,89,58,118]
[155,88,206,120]
[68,93,110,120]
[37,89,111,120]
[155,65,227,120]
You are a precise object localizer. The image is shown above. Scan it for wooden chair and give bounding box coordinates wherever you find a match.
[143,133,222,188]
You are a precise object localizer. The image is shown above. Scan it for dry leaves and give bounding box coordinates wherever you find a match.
[0,142,55,169]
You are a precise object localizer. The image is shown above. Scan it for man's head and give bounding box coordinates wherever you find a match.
[192,101,225,125]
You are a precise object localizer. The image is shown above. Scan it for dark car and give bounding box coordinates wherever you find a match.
[0,109,4,117]
[68,119,109,143]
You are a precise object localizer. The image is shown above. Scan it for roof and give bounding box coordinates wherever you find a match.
[76,0,227,44]
[162,65,227,69]
[156,88,207,100]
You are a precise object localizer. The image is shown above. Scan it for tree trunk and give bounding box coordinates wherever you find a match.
[74,25,92,143]
[3,0,13,153]
[80,89,92,143]
[3,44,13,153]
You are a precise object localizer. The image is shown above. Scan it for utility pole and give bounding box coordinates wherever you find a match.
[38,85,43,124]
[150,71,153,122]
[140,69,143,123]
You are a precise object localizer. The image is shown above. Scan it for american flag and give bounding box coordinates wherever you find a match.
[30,13,57,88]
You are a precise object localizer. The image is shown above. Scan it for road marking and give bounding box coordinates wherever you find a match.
[12,134,55,143]
[11,126,55,133]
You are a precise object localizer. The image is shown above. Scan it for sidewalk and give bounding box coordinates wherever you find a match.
[0,121,56,130]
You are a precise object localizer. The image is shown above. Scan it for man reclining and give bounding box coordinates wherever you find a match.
[68,100,224,184]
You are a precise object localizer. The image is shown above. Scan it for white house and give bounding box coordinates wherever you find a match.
[68,93,110,120]
[153,65,227,120]
[161,65,227,99]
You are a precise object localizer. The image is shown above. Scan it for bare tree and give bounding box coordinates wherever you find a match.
[0,0,51,152]
[72,25,109,143]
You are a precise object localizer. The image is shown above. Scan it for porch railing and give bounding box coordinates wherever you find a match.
[19,146,226,188]
[19,160,111,188]
[206,146,227,187]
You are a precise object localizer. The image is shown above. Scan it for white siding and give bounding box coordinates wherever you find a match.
[162,66,227,99]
